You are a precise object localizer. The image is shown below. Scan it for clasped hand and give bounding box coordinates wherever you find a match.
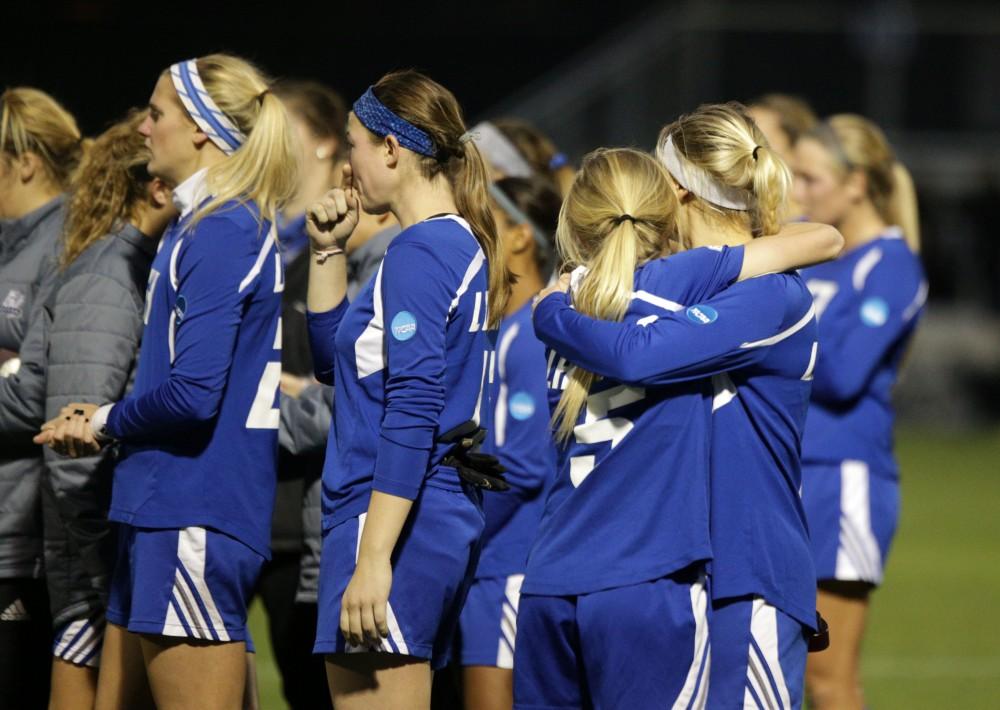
[33,402,103,458]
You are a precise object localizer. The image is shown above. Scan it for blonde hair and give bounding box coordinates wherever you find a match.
[808,114,920,252]
[0,87,84,189]
[656,102,791,238]
[182,54,298,230]
[370,70,514,328]
[62,109,151,267]
[552,148,679,441]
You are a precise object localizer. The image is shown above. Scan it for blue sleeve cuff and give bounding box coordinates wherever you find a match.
[372,435,429,501]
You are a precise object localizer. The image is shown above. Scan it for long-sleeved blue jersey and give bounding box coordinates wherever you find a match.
[106,170,282,557]
[307,215,495,531]
[800,228,927,476]
[477,300,556,578]
[523,246,745,596]
[532,258,819,626]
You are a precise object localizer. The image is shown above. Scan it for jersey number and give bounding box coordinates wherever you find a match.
[246,361,281,429]
[807,279,839,320]
[568,384,644,488]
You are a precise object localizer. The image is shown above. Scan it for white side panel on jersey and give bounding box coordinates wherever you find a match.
[169,238,184,289]
[903,280,929,322]
[835,460,883,583]
[246,361,282,429]
[494,323,520,447]
[449,250,486,315]
[355,265,386,378]
[806,279,839,321]
[273,252,285,293]
[673,575,710,709]
[802,342,818,382]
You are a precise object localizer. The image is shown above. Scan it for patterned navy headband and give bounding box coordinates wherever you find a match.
[170,59,246,155]
[352,87,436,158]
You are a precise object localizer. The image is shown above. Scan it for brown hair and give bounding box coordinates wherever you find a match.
[273,79,348,163]
[493,175,562,279]
[371,70,514,327]
[493,118,567,185]
[62,109,152,267]
[657,101,791,238]
[807,114,920,251]
[749,93,818,147]
[552,148,679,440]
[0,87,84,189]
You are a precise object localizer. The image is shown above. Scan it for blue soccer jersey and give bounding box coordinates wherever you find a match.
[307,215,496,530]
[522,245,745,596]
[532,262,819,627]
[477,300,556,578]
[799,228,927,476]
[105,170,283,558]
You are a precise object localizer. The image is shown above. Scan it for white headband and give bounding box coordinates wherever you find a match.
[657,134,750,211]
[170,60,247,156]
[468,122,534,179]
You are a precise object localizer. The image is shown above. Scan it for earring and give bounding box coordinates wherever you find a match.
[315,147,330,160]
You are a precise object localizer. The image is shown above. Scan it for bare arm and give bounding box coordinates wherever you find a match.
[740,222,844,281]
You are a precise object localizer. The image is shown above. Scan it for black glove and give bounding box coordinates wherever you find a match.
[808,611,830,653]
[438,420,509,492]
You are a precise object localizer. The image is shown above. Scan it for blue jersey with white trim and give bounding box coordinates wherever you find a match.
[477,300,555,578]
[800,230,926,476]
[531,259,819,626]
[307,216,495,531]
[523,246,744,596]
[107,200,283,558]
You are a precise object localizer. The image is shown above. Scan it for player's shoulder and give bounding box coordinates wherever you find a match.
[183,202,272,257]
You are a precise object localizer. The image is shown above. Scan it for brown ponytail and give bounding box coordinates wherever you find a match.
[62,109,151,267]
[370,70,515,328]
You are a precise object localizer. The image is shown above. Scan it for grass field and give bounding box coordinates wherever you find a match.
[248,427,1000,709]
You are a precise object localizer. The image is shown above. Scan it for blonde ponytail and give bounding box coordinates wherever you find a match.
[551,148,678,441]
[182,54,298,230]
[809,114,921,251]
[368,70,514,328]
[656,102,791,238]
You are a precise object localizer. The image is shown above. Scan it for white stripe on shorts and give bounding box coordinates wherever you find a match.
[744,598,792,710]
[53,614,106,668]
[496,573,524,670]
[835,460,883,583]
[345,513,408,656]
[673,575,710,709]
[176,527,231,641]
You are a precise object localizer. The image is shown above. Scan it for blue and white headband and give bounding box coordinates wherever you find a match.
[170,59,247,156]
[488,182,551,257]
[352,87,436,158]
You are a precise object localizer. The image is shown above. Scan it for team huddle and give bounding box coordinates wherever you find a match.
[0,53,926,710]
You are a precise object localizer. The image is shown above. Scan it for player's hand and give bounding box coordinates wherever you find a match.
[279,373,312,399]
[533,272,571,313]
[34,403,102,457]
[340,553,392,647]
[306,163,360,251]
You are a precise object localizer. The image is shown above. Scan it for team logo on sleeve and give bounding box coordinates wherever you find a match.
[1,289,25,319]
[860,297,889,327]
[173,295,187,323]
[509,391,536,421]
[390,311,417,341]
[686,304,718,325]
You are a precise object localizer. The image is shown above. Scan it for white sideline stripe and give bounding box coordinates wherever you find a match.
[169,238,184,289]
[741,304,815,349]
[712,373,737,412]
[802,342,818,381]
[852,247,883,291]
[835,461,883,583]
[355,266,386,378]
[632,289,684,312]
[673,577,709,709]
[903,280,929,322]
[750,598,792,710]
[177,527,231,641]
[239,227,276,293]
[449,250,486,314]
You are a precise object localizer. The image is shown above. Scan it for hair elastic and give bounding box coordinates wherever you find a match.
[752,145,761,161]
[657,134,750,211]
[169,59,247,156]
[352,87,437,158]
[611,214,639,225]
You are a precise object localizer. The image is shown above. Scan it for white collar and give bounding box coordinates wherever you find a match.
[171,168,210,217]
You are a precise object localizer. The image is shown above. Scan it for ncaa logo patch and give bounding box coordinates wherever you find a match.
[686,304,718,325]
[390,311,417,341]
[509,391,536,421]
[860,297,889,327]
[173,295,187,323]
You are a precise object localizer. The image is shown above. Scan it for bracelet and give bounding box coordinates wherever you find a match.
[313,245,345,264]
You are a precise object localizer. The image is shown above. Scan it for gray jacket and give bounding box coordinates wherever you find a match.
[40,224,155,624]
[0,196,65,578]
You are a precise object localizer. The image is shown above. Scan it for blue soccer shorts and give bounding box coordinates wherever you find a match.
[513,567,710,709]
[314,484,484,669]
[107,525,263,644]
[708,595,809,709]
[457,573,524,669]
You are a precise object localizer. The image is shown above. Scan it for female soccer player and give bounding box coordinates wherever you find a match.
[456,175,561,710]
[304,70,511,709]
[33,110,175,709]
[0,85,83,706]
[515,138,841,709]
[793,114,925,710]
[38,54,296,710]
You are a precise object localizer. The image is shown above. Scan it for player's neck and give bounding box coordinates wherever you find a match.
[392,173,458,229]
[506,263,544,316]
[838,202,887,252]
[685,209,751,248]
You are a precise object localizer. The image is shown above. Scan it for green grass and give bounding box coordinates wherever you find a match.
[249,427,1000,709]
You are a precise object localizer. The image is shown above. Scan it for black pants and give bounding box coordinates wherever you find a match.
[0,578,52,709]
[255,552,332,710]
